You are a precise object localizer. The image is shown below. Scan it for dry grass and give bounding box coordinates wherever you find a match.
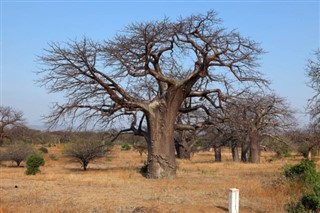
[0,145,302,213]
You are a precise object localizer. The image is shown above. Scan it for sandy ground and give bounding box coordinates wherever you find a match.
[0,145,298,213]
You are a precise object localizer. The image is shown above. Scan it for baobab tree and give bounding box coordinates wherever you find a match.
[307,50,320,129]
[223,92,295,163]
[37,11,266,178]
[0,106,25,146]
[302,50,320,159]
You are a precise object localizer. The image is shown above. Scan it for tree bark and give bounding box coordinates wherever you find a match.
[175,142,192,159]
[214,146,222,162]
[174,134,192,159]
[249,129,260,163]
[231,141,239,162]
[307,147,313,160]
[0,128,5,146]
[145,99,179,179]
[241,141,250,162]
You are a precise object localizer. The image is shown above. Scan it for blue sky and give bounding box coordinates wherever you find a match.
[1,0,319,128]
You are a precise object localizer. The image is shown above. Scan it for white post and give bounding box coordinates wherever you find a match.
[229,188,239,213]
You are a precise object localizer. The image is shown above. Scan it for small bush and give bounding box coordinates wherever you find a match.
[301,194,320,212]
[286,201,308,213]
[121,143,132,151]
[49,154,58,161]
[284,160,316,181]
[284,160,320,212]
[25,154,45,175]
[38,146,48,154]
[64,140,107,171]
[6,143,34,166]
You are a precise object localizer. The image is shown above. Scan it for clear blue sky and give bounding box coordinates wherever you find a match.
[1,0,319,128]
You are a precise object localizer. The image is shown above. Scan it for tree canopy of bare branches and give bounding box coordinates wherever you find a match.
[37,10,267,178]
[307,50,320,129]
[64,140,107,171]
[0,106,25,146]
[222,91,295,162]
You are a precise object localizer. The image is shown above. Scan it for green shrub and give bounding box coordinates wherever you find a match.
[38,146,48,154]
[284,160,317,181]
[25,154,45,175]
[121,143,131,151]
[301,194,320,212]
[284,160,320,212]
[286,201,309,213]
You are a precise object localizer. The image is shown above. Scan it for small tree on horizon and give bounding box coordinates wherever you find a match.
[64,140,107,171]
[6,142,34,167]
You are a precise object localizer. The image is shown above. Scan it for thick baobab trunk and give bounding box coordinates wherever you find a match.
[145,100,178,179]
[249,129,260,163]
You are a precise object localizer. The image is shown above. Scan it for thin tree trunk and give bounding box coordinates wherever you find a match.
[241,141,250,162]
[307,147,312,160]
[214,146,222,162]
[231,141,239,162]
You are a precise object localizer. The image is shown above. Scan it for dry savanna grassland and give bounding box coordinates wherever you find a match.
[0,145,306,213]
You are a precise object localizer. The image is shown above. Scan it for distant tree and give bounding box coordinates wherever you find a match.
[286,128,316,159]
[0,106,25,146]
[174,109,210,160]
[0,149,8,162]
[223,91,295,163]
[307,50,320,129]
[64,140,107,171]
[37,10,266,178]
[6,142,34,166]
[305,49,320,159]
[174,129,199,160]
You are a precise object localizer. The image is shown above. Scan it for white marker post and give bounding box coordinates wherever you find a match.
[229,188,239,213]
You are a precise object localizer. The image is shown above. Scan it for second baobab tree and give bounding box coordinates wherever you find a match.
[37,11,266,179]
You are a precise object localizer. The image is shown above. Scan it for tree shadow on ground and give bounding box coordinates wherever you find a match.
[216,206,228,212]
